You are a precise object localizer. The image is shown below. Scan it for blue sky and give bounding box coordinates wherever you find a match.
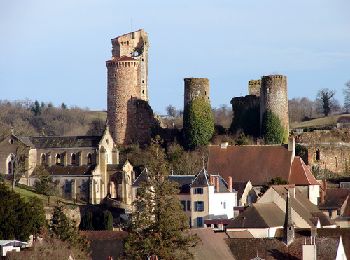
[1,0,349,114]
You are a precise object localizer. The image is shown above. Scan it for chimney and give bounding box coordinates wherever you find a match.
[228,176,232,192]
[220,142,229,149]
[210,175,214,186]
[215,176,220,192]
[320,179,327,204]
[288,136,295,161]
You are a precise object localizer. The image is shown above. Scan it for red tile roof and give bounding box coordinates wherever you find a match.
[207,145,293,185]
[289,156,319,185]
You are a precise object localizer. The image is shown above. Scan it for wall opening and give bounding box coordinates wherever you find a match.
[41,154,47,166]
[316,149,320,161]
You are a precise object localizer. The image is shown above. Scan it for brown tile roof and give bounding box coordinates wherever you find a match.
[271,185,335,227]
[227,203,285,228]
[289,156,319,185]
[207,145,293,185]
[319,188,350,210]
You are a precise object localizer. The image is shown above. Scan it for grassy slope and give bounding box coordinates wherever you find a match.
[290,114,350,129]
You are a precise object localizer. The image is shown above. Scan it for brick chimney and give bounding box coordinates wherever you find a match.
[228,176,232,192]
[215,176,220,192]
[210,175,214,186]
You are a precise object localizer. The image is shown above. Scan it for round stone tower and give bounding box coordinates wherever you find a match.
[259,75,289,140]
[107,57,140,144]
[184,78,210,109]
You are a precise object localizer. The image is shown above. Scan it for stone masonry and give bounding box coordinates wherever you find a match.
[107,29,156,145]
[248,79,261,96]
[184,78,210,110]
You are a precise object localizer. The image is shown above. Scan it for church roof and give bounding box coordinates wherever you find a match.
[32,165,95,176]
[17,135,102,149]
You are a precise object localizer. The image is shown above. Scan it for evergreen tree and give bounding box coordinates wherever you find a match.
[0,183,46,241]
[316,88,336,116]
[50,203,89,253]
[124,138,199,259]
[102,210,113,231]
[34,166,57,204]
[31,100,42,116]
[183,97,214,149]
[344,81,350,112]
[262,110,285,144]
[79,211,94,231]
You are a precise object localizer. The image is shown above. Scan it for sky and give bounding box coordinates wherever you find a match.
[0,0,349,114]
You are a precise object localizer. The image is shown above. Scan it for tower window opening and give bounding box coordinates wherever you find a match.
[56,154,61,165]
[316,149,320,161]
[142,80,144,83]
[87,153,92,165]
[41,154,47,166]
[71,153,77,165]
[142,90,145,94]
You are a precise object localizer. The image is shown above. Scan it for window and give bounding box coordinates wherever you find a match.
[186,200,191,211]
[337,209,341,216]
[71,153,76,165]
[335,157,338,168]
[56,154,61,165]
[180,200,186,211]
[195,201,204,212]
[194,188,203,194]
[197,217,204,227]
[87,153,92,165]
[41,154,47,166]
[316,149,320,161]
[222,201,226,209]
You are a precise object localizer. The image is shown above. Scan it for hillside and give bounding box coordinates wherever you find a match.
[290,114,350,130]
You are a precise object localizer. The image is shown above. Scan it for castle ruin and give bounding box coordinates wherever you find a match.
[106,29,156,145]
[184,78,210,109]
[231,74,289,141]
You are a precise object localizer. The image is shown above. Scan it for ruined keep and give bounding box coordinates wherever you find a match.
[260,75,289,141]
[107,29,156,145]
[248,79,261,96]
[184,78,210,109]
[231,75,289,141]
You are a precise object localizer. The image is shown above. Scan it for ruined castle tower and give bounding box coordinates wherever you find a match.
[107,29,155,145]
[260,75,289,140]
[184,78,210,109]
[248,79,261,96]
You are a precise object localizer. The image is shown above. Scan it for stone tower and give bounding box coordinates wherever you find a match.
[248,79,261,96]
[107,29,155,145]
[259,75,289,141]
[184,78,210,109]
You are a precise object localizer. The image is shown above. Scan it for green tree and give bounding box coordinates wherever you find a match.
[124,139,199,259]
[102,210,113,231]
[183,97,214,149]
[262,110,285,144]
[31,100,42,116]
[0,183,46,241]
[79,211,94,231]
[34,166,57,204]
[50,203,89,253]
[61,102,67,109]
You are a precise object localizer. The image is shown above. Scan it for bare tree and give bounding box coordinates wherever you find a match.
[344,81,350,113]
[316,88,338,116]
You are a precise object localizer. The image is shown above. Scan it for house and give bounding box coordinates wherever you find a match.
[208,138,321,205]
[0,126,134,205]
[319,188,350,228]
[226,185,335,239]
[133,168,237,228]
[0,240,28,257]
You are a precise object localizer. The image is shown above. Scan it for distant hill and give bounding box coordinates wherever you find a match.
[291,114,350,130]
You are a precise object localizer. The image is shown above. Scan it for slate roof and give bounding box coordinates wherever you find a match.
[232,181,249,200]
[319,188,350,210]
[168,175,195,194]
[227,203,285,228]
[191,168,210,187]
[289,156,319,185]
[17,135,102,149]
[207,145,293,185]
[32,165,95,176]
[271,185,335,227]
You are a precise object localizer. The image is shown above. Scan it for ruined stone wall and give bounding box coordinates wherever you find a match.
[260,75,289,140]
[230,95,260,136]
[107,59,140,144]
[248,79,261,96]
[111,29,149,101]
[184,78,210,109]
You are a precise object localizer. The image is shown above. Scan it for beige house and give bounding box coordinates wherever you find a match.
[133,169,237,228]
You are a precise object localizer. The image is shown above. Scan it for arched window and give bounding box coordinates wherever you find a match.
[87,153,92,165]
[316,149,320,161]
[56,154,61,165]
[41,154,47,166]
[6,154,15,175]
[71,153,76,165]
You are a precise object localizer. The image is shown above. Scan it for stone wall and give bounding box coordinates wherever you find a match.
[260,75,289,140]
[230,95,260,136]
[184,78,210,110]
[248,79,261,96]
